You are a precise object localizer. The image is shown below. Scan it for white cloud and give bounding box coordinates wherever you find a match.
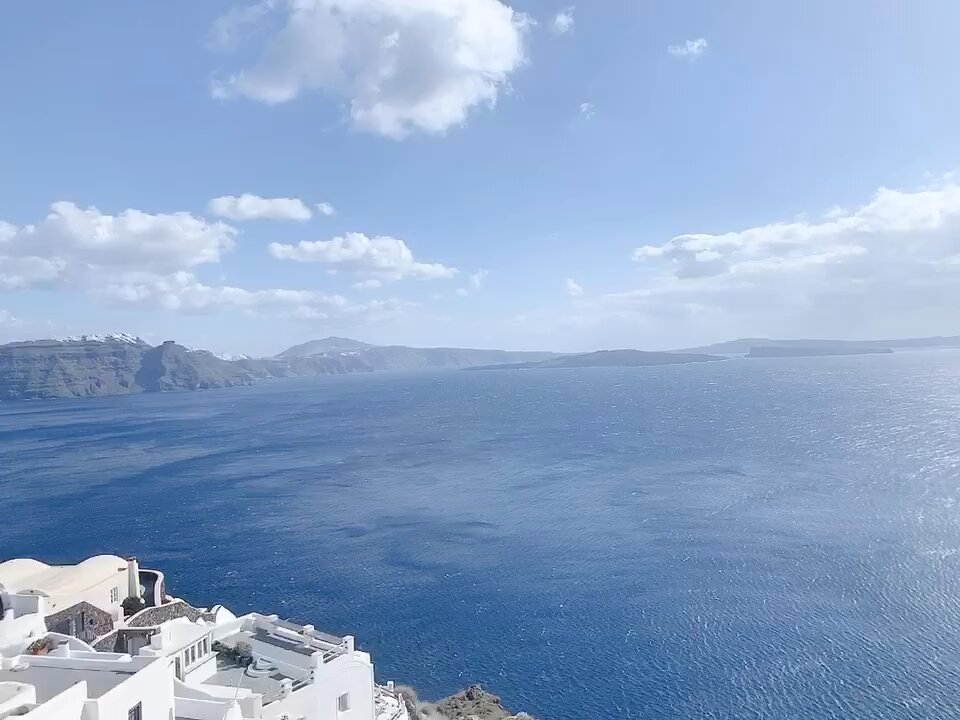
[456,288,469,297]
[551,7,574,35]
[207,0,279,52]
[667,38,708,60]
[0,201,412,327]
[100,270,404,322]
[618,177,960,341]
[211,0,531,139]
[0,201,235,289]
[565,278,583,296]
[315,202,336,217]
[469,269,488,289]
[269,232,458,280]
[207,194,313,221]
[579,102,596,120]
[352,278,383,290]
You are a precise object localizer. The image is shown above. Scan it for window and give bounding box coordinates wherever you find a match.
[188,646,195,664]
[110,586,119,603]
[338,693,350,712]
[128,703,142,720]
[203,638,210,655]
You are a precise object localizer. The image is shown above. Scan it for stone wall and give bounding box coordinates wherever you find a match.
[45,601,114,642]
[127,600,213,628]
[94,627,157,653]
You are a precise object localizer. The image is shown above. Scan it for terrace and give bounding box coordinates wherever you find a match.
[204,615,350,706]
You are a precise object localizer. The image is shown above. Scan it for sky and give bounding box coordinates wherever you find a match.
[1,1,960,356]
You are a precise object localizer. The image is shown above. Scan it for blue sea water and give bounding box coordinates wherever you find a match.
[2,352,960,719]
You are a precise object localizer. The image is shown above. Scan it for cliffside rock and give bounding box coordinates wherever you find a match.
[0,337,257,400]
[417,685,533,720]
[0,337,147,400]
[135,342,255,392]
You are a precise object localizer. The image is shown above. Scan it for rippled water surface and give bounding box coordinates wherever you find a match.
[3,352,960,719]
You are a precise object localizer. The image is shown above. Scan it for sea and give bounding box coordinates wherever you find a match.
[2,351,960,720]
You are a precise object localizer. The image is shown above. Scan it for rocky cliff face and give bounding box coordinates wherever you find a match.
[400,685,533,720]
[0,335,559,401]
[0,337,259,400]
[0,337,148,400]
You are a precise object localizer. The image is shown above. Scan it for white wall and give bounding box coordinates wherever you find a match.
[312,649,376,720]
[86,655,174,720]
[262,647,376,720]
[44,571,127,616]
[173,696,244,720]
[0,609,46,651]
[0,681,36,716]
[176,678,262,719]
[18,681,87,720]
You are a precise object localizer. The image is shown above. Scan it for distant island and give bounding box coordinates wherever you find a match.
[472,349,724,371]
[2,331,957,401]
[746,345,895,358]
[0,334,557,401]
[677,335,960,355]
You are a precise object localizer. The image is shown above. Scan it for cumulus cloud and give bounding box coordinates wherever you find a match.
[207,194,313,221]
[551,7,574,35]
[210,0,531,138]
[0,201,409,326]
[269,232,457,280]
[0,201,235,289]
[620,178,960,341]
[667,38,708,60]
[352,278,383,290]
[579,102,596,120]
[315,202,336,217]
[100,271,406,322]
[565,278,583,296]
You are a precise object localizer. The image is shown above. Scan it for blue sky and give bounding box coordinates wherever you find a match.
[1,1,959,355]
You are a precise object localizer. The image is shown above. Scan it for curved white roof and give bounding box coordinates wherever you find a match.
[0,555,127,595]
[0,559,50,589]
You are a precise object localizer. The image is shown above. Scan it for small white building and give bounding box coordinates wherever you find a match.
[0,556,154,642]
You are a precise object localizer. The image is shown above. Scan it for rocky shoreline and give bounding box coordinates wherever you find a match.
[399,685,534,720]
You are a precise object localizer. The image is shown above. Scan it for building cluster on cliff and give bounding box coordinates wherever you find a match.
[0,555,408,720]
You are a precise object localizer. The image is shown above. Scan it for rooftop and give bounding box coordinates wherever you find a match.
[204,658,289,705]
[215,630,315,675]
[0,556,128,596]
[0,662,131,703]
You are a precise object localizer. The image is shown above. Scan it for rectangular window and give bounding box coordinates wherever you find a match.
[128,703,142,720]
[203,638,210,655]
[189,646,196,664]
[110,586,119,603]
[338,693,350,712]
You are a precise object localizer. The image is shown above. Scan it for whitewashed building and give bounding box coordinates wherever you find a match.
[0,556,408,720]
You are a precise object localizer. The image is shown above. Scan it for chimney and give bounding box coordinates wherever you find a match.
[126,557,140,599]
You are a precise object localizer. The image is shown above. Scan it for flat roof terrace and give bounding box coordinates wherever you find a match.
[0,663,132,703]
[217,626,346,669]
